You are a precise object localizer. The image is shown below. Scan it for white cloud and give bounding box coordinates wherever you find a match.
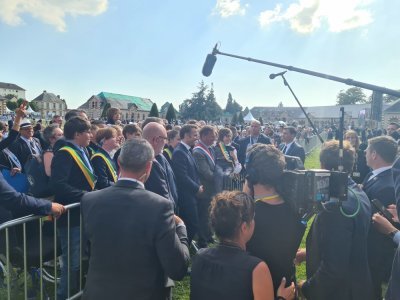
[258,0,373,33]
[214,0,247,18]
[0,0,108,32]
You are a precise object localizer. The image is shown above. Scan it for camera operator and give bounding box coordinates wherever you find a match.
[296,140,373,300]
[244,144,305,294]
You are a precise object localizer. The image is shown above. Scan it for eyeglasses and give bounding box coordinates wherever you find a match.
[157,136,168,141]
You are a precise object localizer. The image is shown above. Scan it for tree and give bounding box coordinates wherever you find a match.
[336,87,367,105]
[166,103,177,123]
[231,113,238,125]
[149,103,159,117]
[383,91,400,103]
[6,101,17,111]
[258,116,264,126]
[238,112,244,124]
[243,107,249,116]
[225,93,234,113]
[5,94,15,100]
[278,101,284,108]
[179,81,222,121]
[29,101,39,112]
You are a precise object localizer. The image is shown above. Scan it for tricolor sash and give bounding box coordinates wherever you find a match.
[91,152,118,183]
[60,146,96,190]
[193,142,215,166]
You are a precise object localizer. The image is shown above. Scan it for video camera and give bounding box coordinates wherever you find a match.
[282,166,348,221]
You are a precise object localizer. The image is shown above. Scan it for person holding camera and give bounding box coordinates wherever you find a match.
[190,191,295,300]
[296,140,373,300]
[244,144,305,294]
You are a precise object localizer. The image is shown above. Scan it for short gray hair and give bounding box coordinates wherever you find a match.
[118,139,154,172]
[43,124,60,144]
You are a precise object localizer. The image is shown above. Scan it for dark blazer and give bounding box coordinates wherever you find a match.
[81,180,190,300]
[50,141,95,227]
[302,180,373,300]
[145,158,171,202]
[362,168,396,297]
[192,143,216,201]
[280,141,306,163]
[0,129,20,170]
[91,147,116,190]
[237,134,271,166]
[8,137,42,171]
[156,154,178,205]
[0,171,51,215]
[172,142,200,203]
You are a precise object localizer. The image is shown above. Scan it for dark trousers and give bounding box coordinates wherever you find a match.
[197,196,212,246]
[178,198,198,243]
[0,207,17,256]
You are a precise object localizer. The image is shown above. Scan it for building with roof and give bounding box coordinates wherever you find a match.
[79,92,154,121]
[31,90,68,119]
[383,100,400,126]
[0,82,26,99]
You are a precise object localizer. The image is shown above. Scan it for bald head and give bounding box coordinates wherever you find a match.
[142,122,167,155]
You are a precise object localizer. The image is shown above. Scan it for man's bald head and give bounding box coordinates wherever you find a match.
[142,122,167,155]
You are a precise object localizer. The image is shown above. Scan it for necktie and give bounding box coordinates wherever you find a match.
[29,141,37,155]
[282,145,287,154]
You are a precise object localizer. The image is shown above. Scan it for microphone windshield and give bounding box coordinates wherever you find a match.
[202,54,217,77]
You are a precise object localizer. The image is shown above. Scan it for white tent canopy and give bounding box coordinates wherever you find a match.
[243,111,256,122]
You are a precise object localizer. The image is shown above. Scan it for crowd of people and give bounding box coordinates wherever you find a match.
[1,104,400,300]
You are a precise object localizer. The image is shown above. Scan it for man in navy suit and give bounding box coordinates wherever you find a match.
[362,136,398,299]
[237,120,270,166]
[172,124,203,243]
[279,126,305,164]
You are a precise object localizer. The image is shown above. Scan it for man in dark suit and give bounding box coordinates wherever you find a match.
[50,116,95,299]
[362,136,398,299]
[8,119,42,172]
[172,124,203,243]
[81,139,189,300]
[143,122,178,207]
[279,126,305,164]
[193,125,216,248]
[237,120,270,166]
[297,140,373,300]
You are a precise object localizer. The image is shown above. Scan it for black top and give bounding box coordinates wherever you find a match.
[247,201,305,292]
[190,244,262,300]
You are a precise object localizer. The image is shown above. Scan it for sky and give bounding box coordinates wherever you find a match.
[1,0,400,111]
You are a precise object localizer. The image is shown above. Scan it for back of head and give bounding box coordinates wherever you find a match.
[210,191,254,240]
[245,144,286,186]
[141,117,163,129]
[118,139,154,173]
[320,140,355,173]
[65,109,86,122]
[368,136,398,164]
[43,124,60,144]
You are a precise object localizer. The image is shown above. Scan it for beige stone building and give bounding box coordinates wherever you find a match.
[31,90,68,120]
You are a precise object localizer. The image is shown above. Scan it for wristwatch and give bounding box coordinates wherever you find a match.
[389,229,399,238]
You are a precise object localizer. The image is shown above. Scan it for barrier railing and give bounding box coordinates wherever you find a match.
[0,203,83,300]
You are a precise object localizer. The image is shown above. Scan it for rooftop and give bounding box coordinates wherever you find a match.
[0,82,25,91]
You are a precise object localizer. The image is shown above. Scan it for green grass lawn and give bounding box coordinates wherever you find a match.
[172,147,322,299]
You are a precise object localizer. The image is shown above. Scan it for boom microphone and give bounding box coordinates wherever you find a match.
[269,70,287,79]
[202,44,218,77]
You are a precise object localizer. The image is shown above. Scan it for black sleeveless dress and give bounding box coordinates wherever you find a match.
[190,243,262,300]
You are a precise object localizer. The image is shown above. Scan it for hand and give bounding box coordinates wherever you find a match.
[277,277,296,300]
[197,185,204,195]
[10,167,21,176]
[51,203,66,218]
[294,248,306,265]
[387,204,399,223]
[15,104,27,119]
[174,215,184,225]
[372,213,397,235]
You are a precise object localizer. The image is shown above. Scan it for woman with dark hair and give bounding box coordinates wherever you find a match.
[91,127,119,189]
[106,107,121,125]
[213,128,242,192]
[345,130,369,184]
[245,144,305,296]
[190,191,295,300]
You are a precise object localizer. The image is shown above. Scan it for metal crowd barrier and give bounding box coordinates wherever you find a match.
[0,203,83,300]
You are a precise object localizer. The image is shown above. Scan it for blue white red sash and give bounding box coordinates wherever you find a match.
[193,142,215,166]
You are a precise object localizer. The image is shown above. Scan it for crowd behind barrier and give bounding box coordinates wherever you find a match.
[2,107,400,300]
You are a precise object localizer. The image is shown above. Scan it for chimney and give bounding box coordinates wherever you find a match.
[43,90,47,93]
[57,95,60,99]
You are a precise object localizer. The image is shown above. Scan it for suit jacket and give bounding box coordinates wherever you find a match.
[237,134,271,166]
[0,171,51,215]
[172,142,200,207]
[192,143,216,201]
[145,158,171,203]
[50,141,95,227]
[280,141,306,163]
[81,180,190,300]
[302,179,373,300]
[91,147,116,190]
[8,136,42,172]
[156,154,178,205]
